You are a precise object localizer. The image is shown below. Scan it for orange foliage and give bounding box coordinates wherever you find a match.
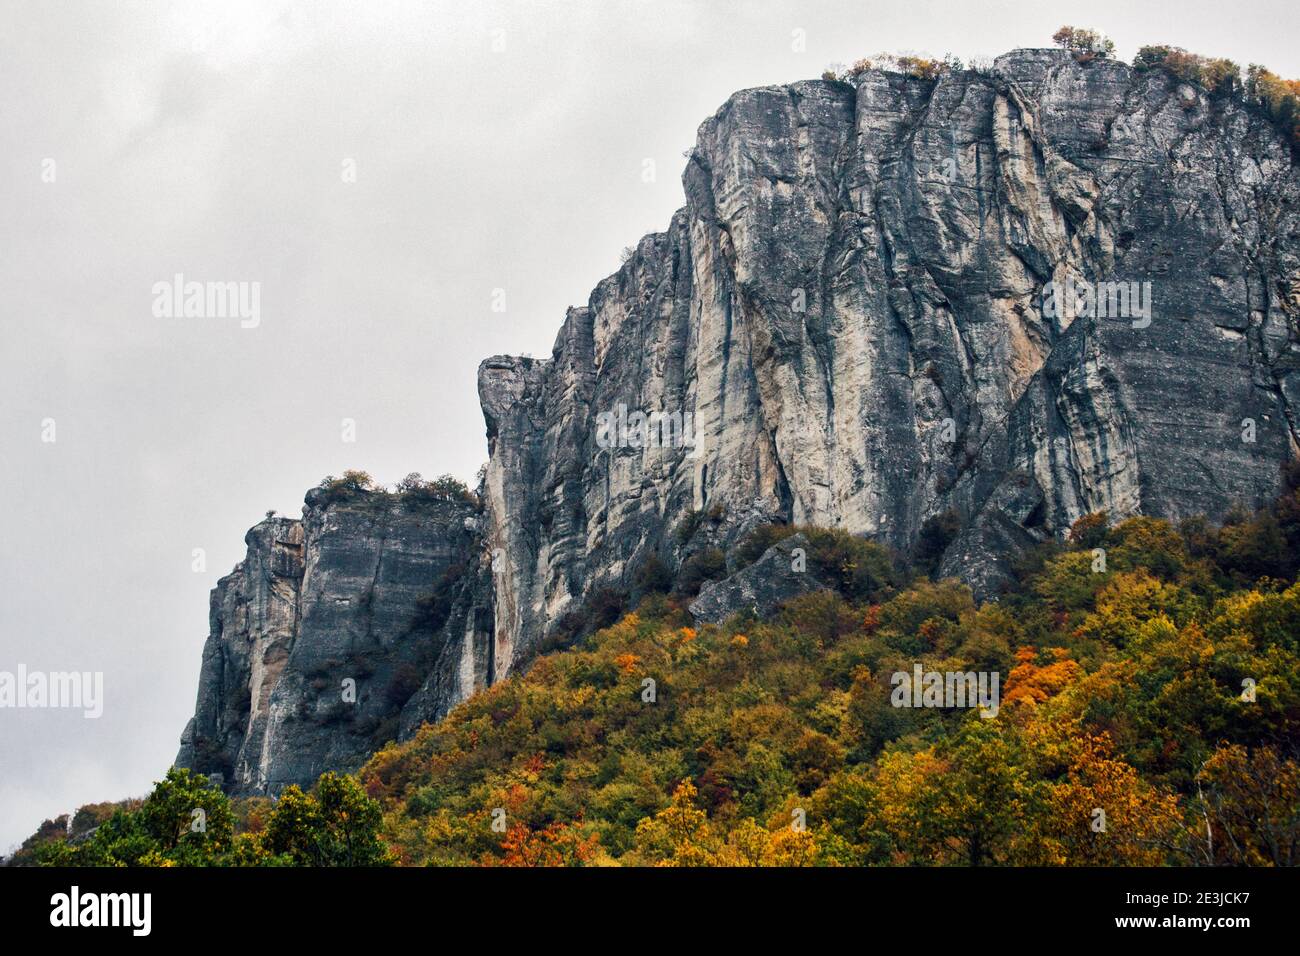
[1004,647,1083,706]
[613,653,641,675]
[492,822,601,867]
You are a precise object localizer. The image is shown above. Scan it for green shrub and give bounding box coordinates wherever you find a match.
[1133,45,1240,94]
[802,527,902,603]
[1246,64,1300,149]
[633,554,674,598]
[733,522,798,569]
[676,547,727,596]
[34,768,236,867]
[1051,25,1115,60]
[317,469,376,504]
[262,773,393,866]
[830,53,961,84]
[674,508,711,545]
[1069,511,1109,549]
[397,471,476,505]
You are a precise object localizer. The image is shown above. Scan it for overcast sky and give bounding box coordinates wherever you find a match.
[2,0,1297,853]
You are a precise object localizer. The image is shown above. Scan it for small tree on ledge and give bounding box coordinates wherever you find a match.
[1052,26,1115,61]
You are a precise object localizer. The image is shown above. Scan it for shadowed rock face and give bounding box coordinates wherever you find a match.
[180,49,1300,792]
[480,49,1300,660]
[176,491,489,794]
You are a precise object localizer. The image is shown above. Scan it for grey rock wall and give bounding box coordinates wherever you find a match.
[177,491,486,794]
[480,49,1300,663]
[179,49,1300,793]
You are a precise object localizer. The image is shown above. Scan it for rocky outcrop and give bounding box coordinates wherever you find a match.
[177,489,488,794]
[179,48,1300,793]
[688,533,830,624]
[479,48,1300,662]
[176,517,304,791]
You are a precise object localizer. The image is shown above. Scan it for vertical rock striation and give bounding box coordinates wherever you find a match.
[480,48,1300,655]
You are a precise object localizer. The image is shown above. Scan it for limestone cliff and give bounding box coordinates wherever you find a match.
[179,48,1300,793]
[480,47,1300,651]
[176,489,490,793]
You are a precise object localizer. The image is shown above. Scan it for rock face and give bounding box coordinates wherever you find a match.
[176,517,304,791]
[479,48,1300,659]
[688,533,830,624]
[176,490,489,794]
[179,49,1300,793]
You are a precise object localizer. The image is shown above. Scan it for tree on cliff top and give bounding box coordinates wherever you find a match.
[1052,26,1115,60]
